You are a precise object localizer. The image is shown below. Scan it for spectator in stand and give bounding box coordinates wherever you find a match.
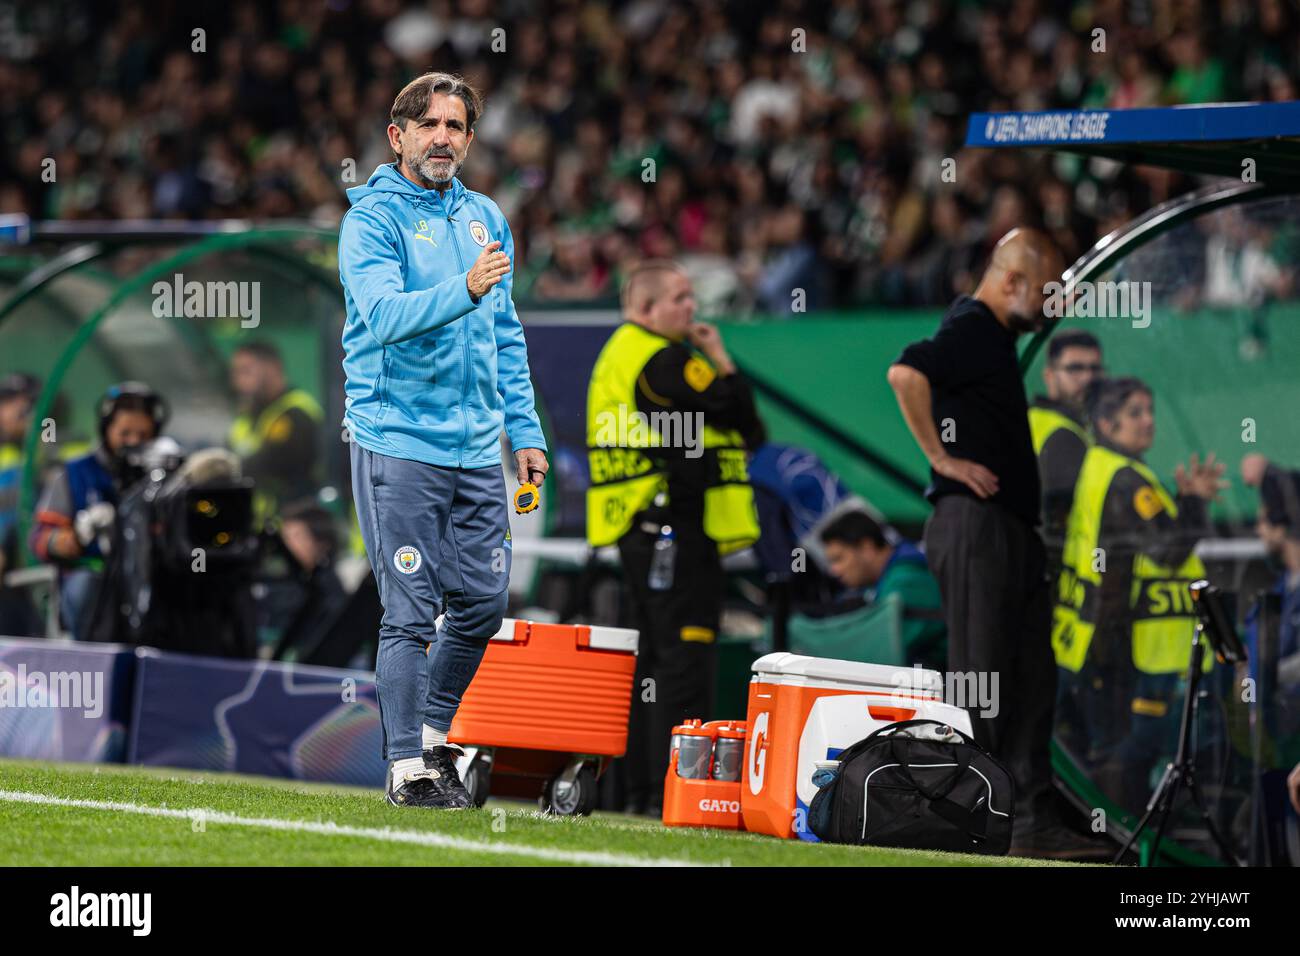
[6,4,1296,314]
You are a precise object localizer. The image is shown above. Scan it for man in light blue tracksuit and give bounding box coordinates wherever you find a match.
[339,72,549,809]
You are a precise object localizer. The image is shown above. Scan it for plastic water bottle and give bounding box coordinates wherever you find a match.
[811,760,841,789]
[648,524,676,591]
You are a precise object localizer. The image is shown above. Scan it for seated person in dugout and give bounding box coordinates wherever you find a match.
[819,510,947,672]
[1052,376,1226,809]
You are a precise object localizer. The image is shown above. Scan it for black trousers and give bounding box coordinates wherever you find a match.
[617,521,723,808]
[923,495,1057,822]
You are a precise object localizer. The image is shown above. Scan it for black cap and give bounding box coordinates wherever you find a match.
[0,372,39,402]
[97,381,168,442]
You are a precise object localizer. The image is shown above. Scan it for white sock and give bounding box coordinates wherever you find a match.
[422,724,448,749]
[390,757,426,786]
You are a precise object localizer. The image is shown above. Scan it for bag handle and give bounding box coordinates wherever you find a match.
[868,718,980,748]
[886,735,970,803]
[829,719,982,770]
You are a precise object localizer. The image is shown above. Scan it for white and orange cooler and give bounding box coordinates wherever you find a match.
[741,652,973,840]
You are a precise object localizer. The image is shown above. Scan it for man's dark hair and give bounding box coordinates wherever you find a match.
[0,372,39,402]
[391,72,484,149]
[1085,376,1151,428]
[233,340,283,367]
[1048,329,1101,363]
[820,510,888,548]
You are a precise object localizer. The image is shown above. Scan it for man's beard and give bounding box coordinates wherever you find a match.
[1007,309,1043,335]
[409,148,462,187]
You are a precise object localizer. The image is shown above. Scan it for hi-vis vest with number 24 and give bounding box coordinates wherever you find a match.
[585,322,759,554]
[1052,444,1209,675]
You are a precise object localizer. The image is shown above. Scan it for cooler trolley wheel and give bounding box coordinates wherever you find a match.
[540,760,599,816]
[462,753,491,808]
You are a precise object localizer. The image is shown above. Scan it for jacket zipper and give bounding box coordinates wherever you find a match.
[443,188,470,467]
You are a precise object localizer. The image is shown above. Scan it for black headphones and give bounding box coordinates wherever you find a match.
[97,381,169,443]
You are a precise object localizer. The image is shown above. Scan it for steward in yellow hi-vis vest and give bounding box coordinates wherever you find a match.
[229,386,324,460]
[586,322,760,553]
[1029,330,1103,570]
[229,341,325,525]
[588,261,765,812]
[1029,401,1089,456]
[1030,398,1091,567]
[229,385,324,522]
[1050,377,1223,806]
[1052,443,1210,676]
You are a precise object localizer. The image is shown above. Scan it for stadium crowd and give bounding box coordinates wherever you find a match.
[4,0,1300,313]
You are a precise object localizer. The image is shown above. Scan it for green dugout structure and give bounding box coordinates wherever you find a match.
[960,101,1300,866]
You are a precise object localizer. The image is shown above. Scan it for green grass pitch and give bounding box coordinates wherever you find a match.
[0,758,1085,867]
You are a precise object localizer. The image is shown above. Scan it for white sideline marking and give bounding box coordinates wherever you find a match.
[0,790,714,867]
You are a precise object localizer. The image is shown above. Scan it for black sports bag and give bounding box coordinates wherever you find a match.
[807,719,1016,855]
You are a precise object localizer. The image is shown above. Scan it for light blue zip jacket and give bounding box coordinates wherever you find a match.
[339,163,547,469]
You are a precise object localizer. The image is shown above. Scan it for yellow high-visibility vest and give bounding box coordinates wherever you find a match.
[1052,444,1209,675]
[1028,404,1090,456]
[57,441,94,462]
[585,323,759,553]
[229,388,324,458]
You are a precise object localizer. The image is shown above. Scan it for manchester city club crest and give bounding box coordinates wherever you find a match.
[468,220,490,246]
[393,546,421,574]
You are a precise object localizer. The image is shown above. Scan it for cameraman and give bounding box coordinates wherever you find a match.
[29,382,166,639]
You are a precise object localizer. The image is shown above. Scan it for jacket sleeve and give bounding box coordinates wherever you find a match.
[492,219,548,453]
[338,206,479,346]
[30,468,74,563]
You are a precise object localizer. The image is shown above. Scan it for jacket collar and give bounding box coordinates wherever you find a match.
[1032,394,1086,427]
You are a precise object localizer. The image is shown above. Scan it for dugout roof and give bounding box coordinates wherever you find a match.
[966,101,1300,186]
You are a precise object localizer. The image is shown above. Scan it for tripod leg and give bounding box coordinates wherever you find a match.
[1125,625,1206,865]
[1114,762,1174,863]
[1185,771,1241,866]
[1147,766,1184,864]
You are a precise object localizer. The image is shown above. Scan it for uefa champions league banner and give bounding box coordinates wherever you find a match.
[0,637,135,763]
[126,648,388,787]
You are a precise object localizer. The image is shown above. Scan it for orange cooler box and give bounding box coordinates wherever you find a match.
[741,652,973,840]
[447,618,638,812]
[450,618,638,754]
